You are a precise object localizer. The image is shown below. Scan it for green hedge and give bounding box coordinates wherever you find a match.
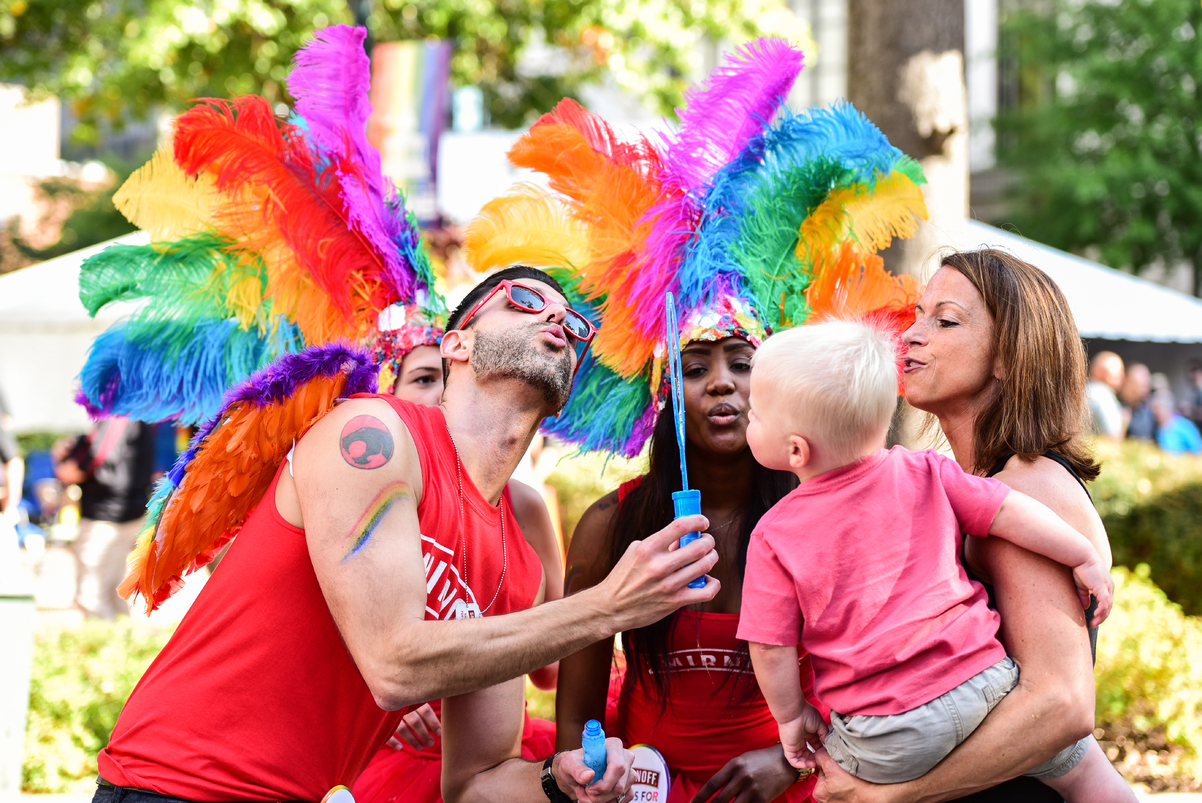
[23,620,173,793]
[16,430,76,456]
[1095,565,1202,791]
[1091,441,1202,616]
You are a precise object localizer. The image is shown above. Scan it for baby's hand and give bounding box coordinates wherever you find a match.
[778,704,828,771]
[1072,556,1113,627]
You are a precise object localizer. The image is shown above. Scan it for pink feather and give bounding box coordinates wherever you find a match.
[661,38,803,193]
[288,25,414,300]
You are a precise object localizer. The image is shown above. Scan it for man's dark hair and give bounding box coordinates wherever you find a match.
[442,266,569,381]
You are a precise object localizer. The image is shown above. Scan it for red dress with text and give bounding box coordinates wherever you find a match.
[608,478,826,803]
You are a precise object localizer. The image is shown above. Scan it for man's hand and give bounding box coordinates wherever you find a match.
[387,702,442,750]
[778,703,828,770]
[597,514,720,633]
[692,744,804,803]
[554,739,636,803]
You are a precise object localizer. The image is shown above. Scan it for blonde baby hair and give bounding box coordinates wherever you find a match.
[753,318,900,464]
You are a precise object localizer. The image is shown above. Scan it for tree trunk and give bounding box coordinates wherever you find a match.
[846,0,969,282]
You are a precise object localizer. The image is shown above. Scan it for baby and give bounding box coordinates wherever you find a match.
[737,319,1127,800]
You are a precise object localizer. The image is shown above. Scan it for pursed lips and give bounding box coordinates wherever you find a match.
[707,403,741,425]
[539,324,567,349]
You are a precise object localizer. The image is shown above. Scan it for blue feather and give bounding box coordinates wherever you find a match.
[541,350,655,457]
[78,318,299,425]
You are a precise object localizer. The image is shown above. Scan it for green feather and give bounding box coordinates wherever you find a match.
[732,157,851,329]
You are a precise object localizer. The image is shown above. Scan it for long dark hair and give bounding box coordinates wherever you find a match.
[607,396,798,708]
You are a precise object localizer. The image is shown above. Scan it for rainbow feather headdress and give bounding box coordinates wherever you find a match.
[73,25,444,612]
[479,38,928,457]
[77,24,441,427]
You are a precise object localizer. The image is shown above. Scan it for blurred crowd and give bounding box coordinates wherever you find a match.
[1086,353,1202,454]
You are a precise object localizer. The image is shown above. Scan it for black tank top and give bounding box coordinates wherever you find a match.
[949,451,1097,803]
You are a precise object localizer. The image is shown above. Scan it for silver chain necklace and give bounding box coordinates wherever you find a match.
[445,423,507,614]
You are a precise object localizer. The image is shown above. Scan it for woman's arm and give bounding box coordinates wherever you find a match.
[814,457,1097,803]
[989,490,1112,624]
[555,491,622,751]
[508,479,565,690]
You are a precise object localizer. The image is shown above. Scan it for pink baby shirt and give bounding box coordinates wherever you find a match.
[737,447,1011,716]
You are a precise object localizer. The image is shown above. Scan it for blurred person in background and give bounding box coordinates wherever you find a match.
[53,417,157,618]
[1187,359,1202,431]
[1085,352,1125,440]
[0,384,23,532]
[1150,391,1202,455]
[0,384,24,577]
[1118,363,1155,441]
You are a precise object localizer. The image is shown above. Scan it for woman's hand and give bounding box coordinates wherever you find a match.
[691,744,804,803]
[386,702,441,750]
[1072,555,1113,626]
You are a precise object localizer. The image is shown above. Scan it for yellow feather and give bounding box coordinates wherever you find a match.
[464,187,592,273]
[797,192,851,268]
[113,146,219,240]
[842,172,929,254]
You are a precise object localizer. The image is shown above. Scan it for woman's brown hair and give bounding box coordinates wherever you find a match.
[941,248,1100,482]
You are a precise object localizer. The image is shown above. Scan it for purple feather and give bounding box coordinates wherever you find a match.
[661,38,803,193]
[290,26,378,182]
[74,388,107,421]
[190,343,379,448]
[621,188,701,342]
[289,25,416,300]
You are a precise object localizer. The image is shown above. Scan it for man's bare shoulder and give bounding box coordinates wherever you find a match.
[294,396,423,503]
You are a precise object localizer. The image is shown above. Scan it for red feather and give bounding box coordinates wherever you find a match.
[173,97,393,344]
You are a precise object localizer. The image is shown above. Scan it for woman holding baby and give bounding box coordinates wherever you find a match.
[560,249,1127,803]
[808,249,1131,802]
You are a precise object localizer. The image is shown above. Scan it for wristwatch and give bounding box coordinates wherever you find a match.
[541,752,573,803]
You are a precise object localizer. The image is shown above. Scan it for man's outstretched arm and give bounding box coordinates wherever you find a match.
[292,397,720,710]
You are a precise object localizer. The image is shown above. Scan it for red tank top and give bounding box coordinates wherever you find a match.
[613,479,827,787]
[98,395,543,801]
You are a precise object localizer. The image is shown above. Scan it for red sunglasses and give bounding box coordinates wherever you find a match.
[456,280,597,348]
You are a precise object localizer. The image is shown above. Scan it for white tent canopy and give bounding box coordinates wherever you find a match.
[965,221,1202,344]
[0,233,147,433]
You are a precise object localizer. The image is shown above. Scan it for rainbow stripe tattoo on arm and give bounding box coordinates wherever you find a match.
[342,481,412,561]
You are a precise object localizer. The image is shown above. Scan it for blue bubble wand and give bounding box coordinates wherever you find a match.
[665,292,706,589]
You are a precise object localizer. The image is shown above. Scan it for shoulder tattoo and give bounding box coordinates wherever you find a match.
[340,415,395,469]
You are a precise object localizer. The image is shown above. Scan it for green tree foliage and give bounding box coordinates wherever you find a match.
[995,0,1202,296]
[0,0,811,139]
[0,0,342,146]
